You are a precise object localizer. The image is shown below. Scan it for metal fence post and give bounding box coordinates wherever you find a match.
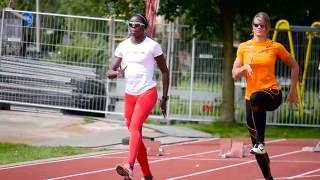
[0,9,6,56]
[188,25,196,119]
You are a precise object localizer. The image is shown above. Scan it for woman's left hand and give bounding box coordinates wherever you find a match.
[287,88,299,106]
[160,98,168,117]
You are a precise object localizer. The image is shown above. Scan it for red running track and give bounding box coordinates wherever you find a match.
[0,138,319,180]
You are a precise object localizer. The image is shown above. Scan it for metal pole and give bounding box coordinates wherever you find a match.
[105,18,114,117]
[188,26,196,119]
[160,22,173,124]
[0,9,6,56]
[165,23,171,66]
[36,0,40,53]
[166,22,175,123]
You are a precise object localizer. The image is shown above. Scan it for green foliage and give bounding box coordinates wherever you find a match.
[106,0,145,19]
[9,0,106,17]
[0,0,7,8]
[158,0,222,40]
[9,0,36,10]
[158,0,320,41]
[6,0,146,19]
[57,0,107,17]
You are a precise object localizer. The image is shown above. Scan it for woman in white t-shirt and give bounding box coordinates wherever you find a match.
[107,14,169,180]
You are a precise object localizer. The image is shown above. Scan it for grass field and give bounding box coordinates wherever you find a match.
[0,143,97,165]
[184,121,320,139]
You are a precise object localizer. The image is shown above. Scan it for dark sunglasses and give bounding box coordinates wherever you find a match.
[253,23,265,28]
[128,22,145,28]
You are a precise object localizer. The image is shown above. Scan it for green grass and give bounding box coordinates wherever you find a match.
[265,126,320,138]
[0,143,95,165]
[83,116,95,124]
[183,121,320,139]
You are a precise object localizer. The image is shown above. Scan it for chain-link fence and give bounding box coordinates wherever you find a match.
[0,9,319,126]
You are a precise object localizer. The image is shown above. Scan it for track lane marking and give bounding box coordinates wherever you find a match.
[47,138,285,180]
[47,149,221,180]
[167,149,302,180]
[288,168,320,179]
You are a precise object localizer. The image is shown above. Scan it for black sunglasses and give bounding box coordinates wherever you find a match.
[253,23,265,28]
[128,22,145,28]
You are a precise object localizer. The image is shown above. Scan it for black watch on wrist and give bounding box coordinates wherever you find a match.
[162,96,169,101]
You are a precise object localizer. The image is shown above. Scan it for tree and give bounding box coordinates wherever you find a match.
[3,0,145,19]
[0,0,8,8]
[158,0,320,122]
[106,0,145,18]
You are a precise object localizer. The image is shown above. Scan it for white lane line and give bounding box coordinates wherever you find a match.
[47,138,285,180]
[257,174,320,180]
[47,167,116,180]
[288,168,320,179]
[162,138,220,147]
[271,160,320,164]
[0,137,218,171]
[167,142,307,180]
[299,174,320,178]
[47,149,221,179]
[46,138,220,180]
[264,138,287,144]
[47,149,221,180]
[167,150,302,180]
[149,158,320,164]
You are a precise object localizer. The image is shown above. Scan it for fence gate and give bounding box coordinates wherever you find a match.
[0,9,125,113]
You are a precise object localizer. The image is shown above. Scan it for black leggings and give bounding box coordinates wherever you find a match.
[246,88,282,179]
[246,89,282,143]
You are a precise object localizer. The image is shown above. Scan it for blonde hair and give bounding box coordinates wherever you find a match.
[252,12,271,34]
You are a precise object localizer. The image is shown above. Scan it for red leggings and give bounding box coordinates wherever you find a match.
[124,87,157,176]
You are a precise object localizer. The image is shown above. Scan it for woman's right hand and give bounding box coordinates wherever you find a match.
[116,65,127,78]
[107,66,127,79]
[232,60,253,80]
[107,56,124,79]
[243,64,253,76]
[107,69,118,79]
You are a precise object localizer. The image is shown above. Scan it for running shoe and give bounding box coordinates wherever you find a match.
[250,143,266,154]
[116,164,133,180]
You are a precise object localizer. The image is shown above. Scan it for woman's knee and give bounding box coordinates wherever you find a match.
[129,123,143,133]
[250,92,265,112]
[250,101,262,112]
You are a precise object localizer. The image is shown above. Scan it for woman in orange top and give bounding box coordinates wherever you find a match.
[232,12,299,180]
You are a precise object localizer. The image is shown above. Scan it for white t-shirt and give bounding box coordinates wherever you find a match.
[114,37,163,95]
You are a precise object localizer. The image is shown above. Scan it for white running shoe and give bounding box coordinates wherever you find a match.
[250,143,266,154]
